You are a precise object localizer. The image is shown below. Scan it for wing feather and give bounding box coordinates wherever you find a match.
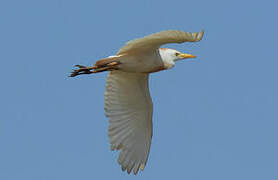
[117,30,204,55]
[105,71,153,175]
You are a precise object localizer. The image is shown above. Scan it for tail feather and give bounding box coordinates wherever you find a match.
[94,55,122,67]
[70,55,122,77]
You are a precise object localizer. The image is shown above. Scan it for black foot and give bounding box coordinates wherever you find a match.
[69,64,94,77]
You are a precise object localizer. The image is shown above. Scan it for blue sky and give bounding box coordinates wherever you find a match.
[1,0,278,179]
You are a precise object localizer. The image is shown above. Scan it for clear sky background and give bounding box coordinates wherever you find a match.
[1,0,278,179]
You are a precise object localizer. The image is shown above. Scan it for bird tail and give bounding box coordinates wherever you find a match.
[92,55,122,72]
[69,56,122,77]
[93,56,121,72]
[94,55,121,67]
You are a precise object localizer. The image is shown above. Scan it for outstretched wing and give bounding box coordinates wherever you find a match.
[117,30,204,55]
[105,71,153,175]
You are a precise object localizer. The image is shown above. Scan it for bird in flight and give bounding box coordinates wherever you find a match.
[70,30,204,175]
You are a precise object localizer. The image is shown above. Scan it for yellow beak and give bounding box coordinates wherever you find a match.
[178,53,196,59]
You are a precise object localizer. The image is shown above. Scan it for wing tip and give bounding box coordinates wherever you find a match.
[139,163,145,171]
[119,163,145,175]
[197,29,205,41]
[118,154,146,175]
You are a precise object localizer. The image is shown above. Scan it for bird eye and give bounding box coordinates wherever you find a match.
[175,53,180,56]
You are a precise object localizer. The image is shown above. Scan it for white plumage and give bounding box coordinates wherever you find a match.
[105,71,152,174]
[70,30,204,175]
[117,30,204,54]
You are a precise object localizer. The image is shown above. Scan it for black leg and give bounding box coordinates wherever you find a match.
[69,64,96,77]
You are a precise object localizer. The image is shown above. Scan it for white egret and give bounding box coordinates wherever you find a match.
[70,30,204,174]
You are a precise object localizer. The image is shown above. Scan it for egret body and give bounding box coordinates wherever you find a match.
[70,30,204,175]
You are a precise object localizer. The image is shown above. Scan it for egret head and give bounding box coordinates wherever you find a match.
[159,48,196,63]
